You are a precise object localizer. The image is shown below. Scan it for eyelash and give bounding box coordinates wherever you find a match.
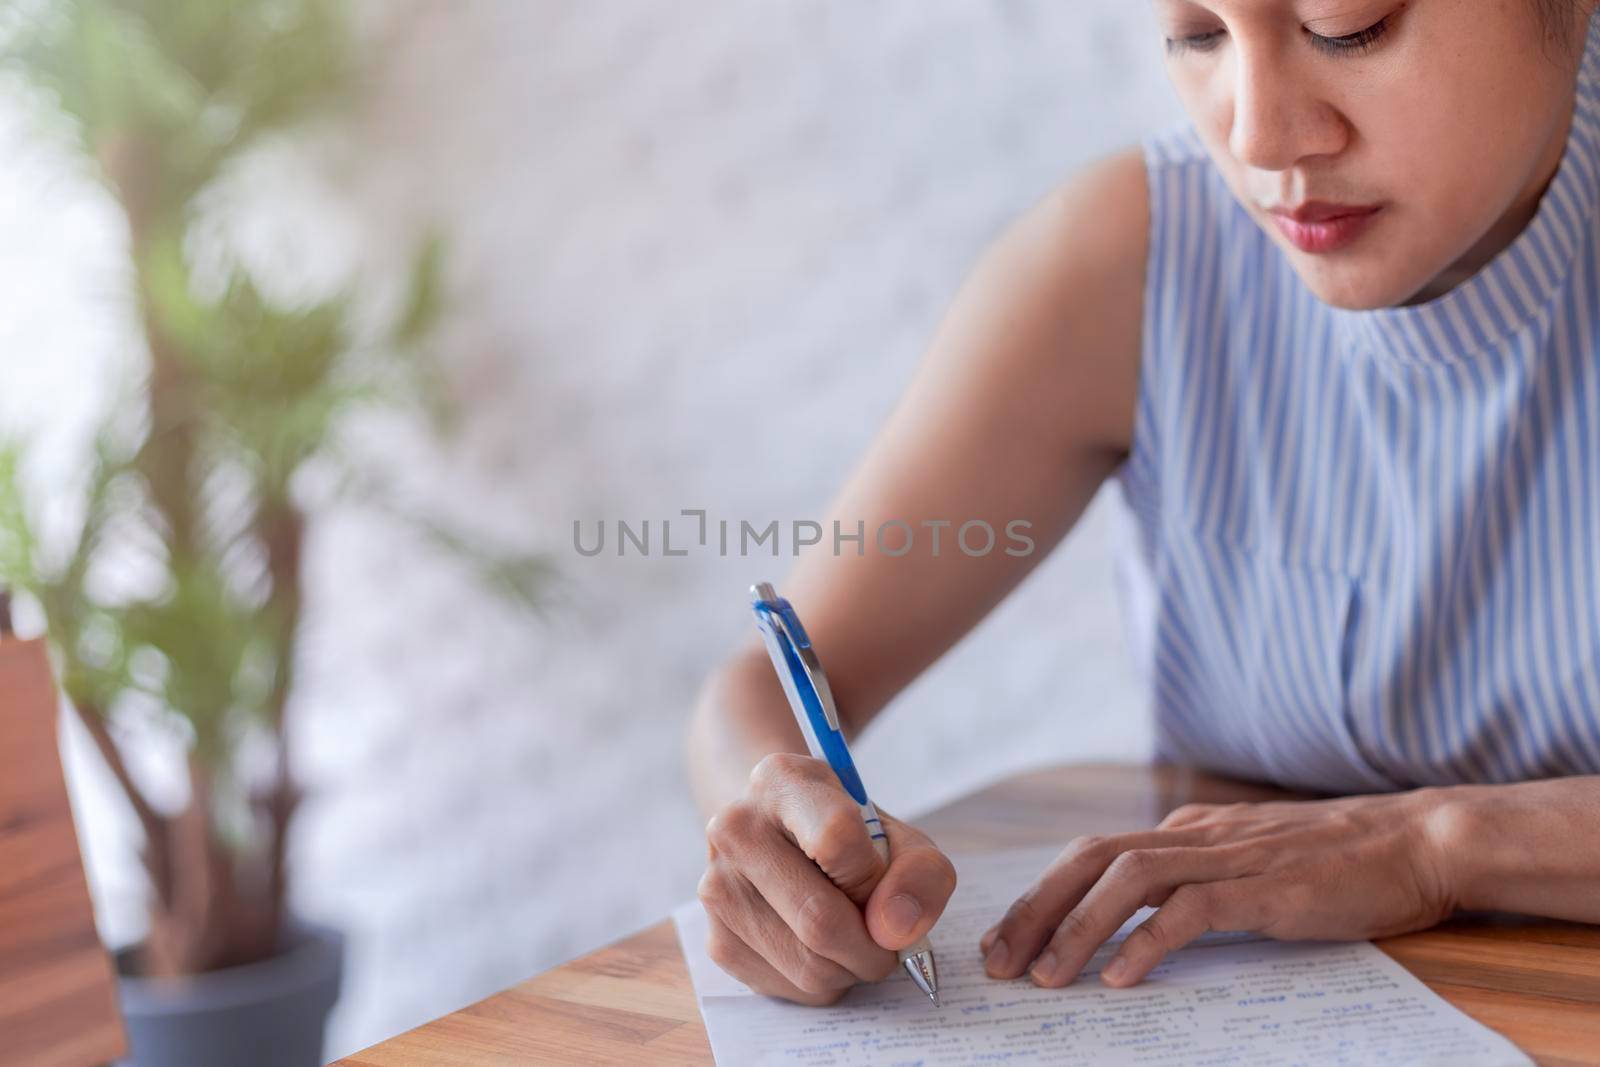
[1164,16,1393,57]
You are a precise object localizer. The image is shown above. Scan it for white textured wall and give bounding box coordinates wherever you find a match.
[1,1,1186,1058]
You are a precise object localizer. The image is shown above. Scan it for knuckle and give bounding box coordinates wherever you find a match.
[793,954,846,996]
[706,927,741,970]
[794,891,849,952]
[749,752,807,792]
[1161,802,1212,827]
[1109,849,1157,883]
[1067,834,1110,862]
[696,868,728,912]
[1222,840,1268,872]
[1133,914,1174,953]
[1167,883,1214,921]
[821,805,864,844]
[707,802,759,852]
[1001,894,1041,933]
[812,807,868,866]
[1056,908,1096,945]
[760,752,831,796]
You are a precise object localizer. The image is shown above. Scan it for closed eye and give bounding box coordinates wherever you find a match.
[1306,16,1392,56]
[1165,29,1225,56]
[1165,14,1395,58]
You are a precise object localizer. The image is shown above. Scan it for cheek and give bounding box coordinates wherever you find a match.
[1169,66,1232,146]
[1368,51,1565,246]
[1373,14,1571,193]
[1374,124,1482,249]
[1168,70,1249,201]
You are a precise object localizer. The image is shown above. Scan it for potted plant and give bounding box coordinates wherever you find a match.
[0,3,549,1064]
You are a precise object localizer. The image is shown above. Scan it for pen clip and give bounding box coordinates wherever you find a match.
[749,582,842,733]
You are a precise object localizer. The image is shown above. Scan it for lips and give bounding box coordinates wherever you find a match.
[1267,201,1384,254]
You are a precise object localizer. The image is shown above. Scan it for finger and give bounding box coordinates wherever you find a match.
[982,830,1208,979]
[704,913,848,1006]
[736,829,898,981]
[1030,845,1256,988]
[863,814,958,951]
[702,859,861,998]
[1100,879,1270,987]
[752,753,887,902]
[1156,802,1219,829]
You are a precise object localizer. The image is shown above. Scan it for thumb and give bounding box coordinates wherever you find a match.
[862,812,958,952]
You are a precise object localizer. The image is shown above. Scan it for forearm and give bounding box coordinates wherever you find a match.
[1435,775,1600,922]
[686,645,810,816]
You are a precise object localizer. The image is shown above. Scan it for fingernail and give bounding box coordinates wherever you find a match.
[884,894,922,938]
[984,938,1009,974]
[979,926,997,953]
[1030,950,1058,984]
[1102,955,1130,984]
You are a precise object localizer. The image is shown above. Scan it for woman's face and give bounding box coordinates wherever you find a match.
[1156,0,1590,309]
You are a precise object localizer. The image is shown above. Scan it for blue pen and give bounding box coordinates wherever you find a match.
[749,581,940,1005]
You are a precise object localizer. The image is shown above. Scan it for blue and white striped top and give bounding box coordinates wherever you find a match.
[1116,15,1600,794]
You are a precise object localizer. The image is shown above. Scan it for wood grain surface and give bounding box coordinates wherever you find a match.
[335,763,1600,1066]
[0,637,127,1067]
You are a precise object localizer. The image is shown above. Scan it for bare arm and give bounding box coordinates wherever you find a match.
[1446,775,1600,922]
[688,148,1150,815]
[685,148,1150,1005]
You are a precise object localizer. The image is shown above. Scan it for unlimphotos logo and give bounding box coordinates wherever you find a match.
[573,510,1035,558]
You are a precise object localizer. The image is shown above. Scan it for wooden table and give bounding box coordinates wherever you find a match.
[0,637,126,1067]
[335,763,1600,1067]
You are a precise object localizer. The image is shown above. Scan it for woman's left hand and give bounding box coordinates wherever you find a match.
[979,788,1464,989]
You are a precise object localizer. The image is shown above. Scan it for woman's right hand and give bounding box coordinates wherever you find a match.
[696,752,958,1005]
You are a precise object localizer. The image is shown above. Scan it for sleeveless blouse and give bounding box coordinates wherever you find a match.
[1115,14,1600,793]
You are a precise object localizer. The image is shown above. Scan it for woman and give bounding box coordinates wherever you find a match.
[688,0,1600,1003]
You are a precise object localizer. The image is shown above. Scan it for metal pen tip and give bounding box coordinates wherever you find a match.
[903,950,939,1006]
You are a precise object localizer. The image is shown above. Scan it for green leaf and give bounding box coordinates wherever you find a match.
[118,554,278,760]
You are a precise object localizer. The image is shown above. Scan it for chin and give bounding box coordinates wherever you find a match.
[1287,253,1435,312]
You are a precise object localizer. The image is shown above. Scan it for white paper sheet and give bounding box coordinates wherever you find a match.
[673,845,1532,1066]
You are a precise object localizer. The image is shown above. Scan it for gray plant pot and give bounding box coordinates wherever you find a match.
[115,919,344,1067]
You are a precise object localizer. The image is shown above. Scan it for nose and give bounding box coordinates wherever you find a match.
[1226,45,1348,172]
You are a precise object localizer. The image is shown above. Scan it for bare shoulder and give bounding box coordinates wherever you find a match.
[968,146,1147,458]
[1043,147,1150,305]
